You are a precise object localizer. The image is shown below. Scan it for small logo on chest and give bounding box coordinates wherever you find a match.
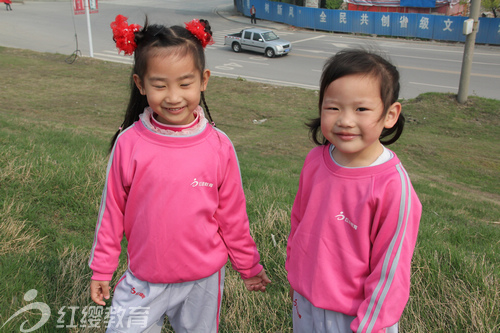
[191,178,213,188]
[335,211,358,230]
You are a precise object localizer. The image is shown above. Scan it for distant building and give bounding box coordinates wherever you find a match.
[346,0,467,16]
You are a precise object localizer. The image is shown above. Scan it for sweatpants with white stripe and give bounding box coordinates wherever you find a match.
[106,267,225,333]
[293,291,398,333]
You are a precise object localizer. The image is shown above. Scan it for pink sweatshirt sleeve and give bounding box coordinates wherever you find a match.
[351,164,421,333]
[88,142,128,281]
[215,138,262,279]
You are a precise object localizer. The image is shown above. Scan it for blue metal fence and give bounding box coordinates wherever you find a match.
[235,0,500,45]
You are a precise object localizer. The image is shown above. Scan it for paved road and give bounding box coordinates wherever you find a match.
[1,0,499,100]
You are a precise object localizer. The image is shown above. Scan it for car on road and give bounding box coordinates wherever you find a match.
[224,28,291,58]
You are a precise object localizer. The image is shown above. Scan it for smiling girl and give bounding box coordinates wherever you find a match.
[286,49,422,333]
[88,15,270,333]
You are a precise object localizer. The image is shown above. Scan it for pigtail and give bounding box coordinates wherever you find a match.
[185,18,215,127]
[185,19,214,49]
[108,16,149,152]
[379,58,403,145]
[201,91,215,126]
[380,114,405,145]
[109,72,148,152]
[307,117,326,146]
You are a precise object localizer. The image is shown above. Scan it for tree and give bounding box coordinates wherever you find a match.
[482,0,500,17]
[325,0,344,9]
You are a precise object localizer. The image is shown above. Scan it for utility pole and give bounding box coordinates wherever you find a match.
[85,0,94,58]
[457,0,481,103]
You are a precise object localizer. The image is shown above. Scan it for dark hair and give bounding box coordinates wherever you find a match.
[109,17,214,151]
[308,49,405,146]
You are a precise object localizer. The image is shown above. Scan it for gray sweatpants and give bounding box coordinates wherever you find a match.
[106,267,225,333]
[293,291,398,333]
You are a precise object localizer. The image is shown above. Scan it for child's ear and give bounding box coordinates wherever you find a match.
[201,69,211,92]
[384,102,401,129]
[133,74,146,95]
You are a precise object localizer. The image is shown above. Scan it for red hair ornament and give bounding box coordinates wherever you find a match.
[111,15,141,56]
[185,19,214,49]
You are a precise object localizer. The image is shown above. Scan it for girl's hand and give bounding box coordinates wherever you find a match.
[90,280,111,306]
[243,269,271,292]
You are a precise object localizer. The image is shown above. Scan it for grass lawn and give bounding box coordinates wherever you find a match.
[0,47,499,332]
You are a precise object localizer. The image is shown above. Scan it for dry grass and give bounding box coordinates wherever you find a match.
[402,250,500,332]
[0,200,45,256]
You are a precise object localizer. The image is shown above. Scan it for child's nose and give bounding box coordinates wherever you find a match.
[336,110,355,127]
[164,88,182,104]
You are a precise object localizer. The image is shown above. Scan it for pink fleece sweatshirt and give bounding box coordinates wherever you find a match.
[89,112,262,283]
[286,144,421,333]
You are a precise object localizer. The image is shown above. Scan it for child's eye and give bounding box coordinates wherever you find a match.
[180,82,192,87]
[357,107,368,111]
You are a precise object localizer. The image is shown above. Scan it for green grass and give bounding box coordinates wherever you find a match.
[0,47,499,332]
